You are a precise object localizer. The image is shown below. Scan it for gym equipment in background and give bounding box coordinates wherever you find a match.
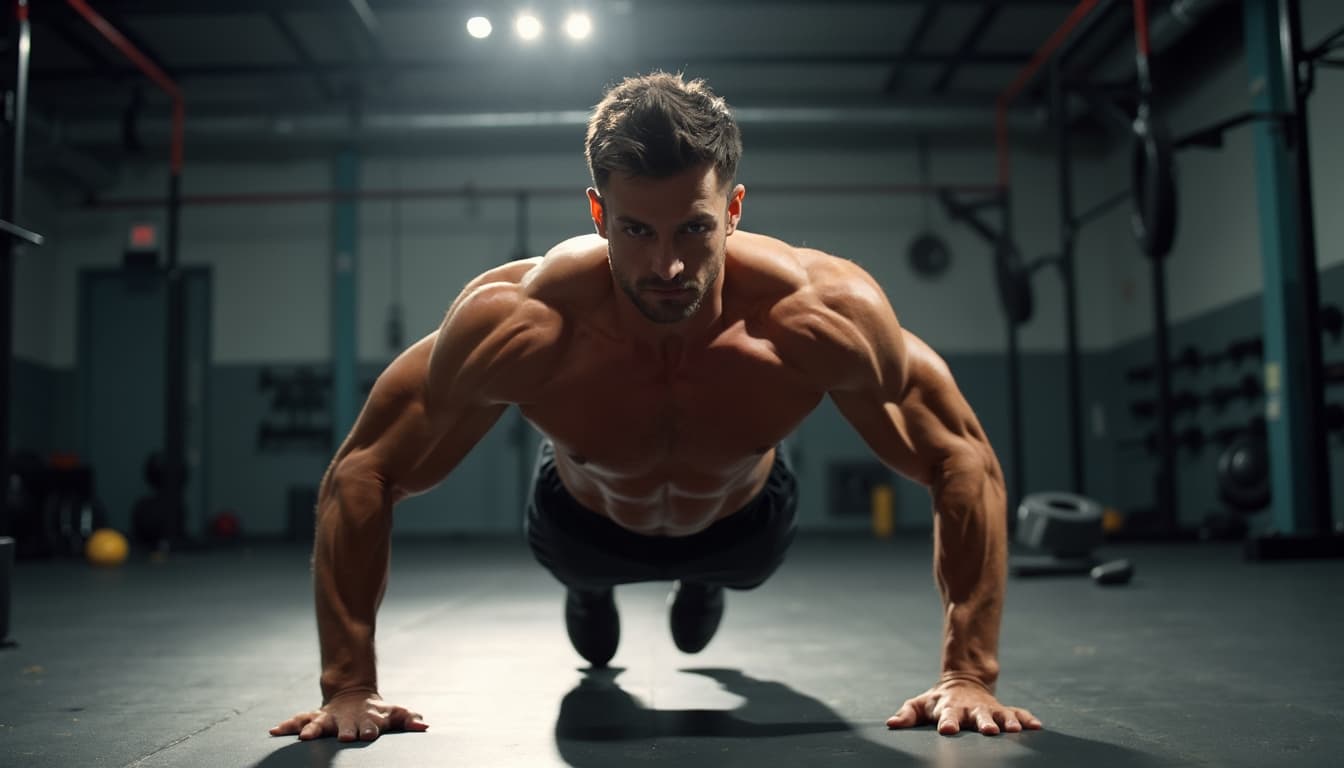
[0,535,12,642]
[1010,492,1134,586]
[85,528,129,567]
[907,137,953,281]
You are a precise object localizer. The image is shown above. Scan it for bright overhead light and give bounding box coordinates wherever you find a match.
[466,16,492,39]
[564,12,592,40]
[515,13,542,41]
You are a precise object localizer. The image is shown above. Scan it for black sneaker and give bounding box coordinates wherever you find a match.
[668,581,724,654]
[565,588,619,667]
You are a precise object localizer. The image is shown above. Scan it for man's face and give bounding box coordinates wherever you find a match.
[588,164,744,325]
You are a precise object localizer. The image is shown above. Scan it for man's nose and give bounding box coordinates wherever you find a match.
[651,244,684,281]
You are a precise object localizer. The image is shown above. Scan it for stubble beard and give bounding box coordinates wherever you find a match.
[612,245,722,325]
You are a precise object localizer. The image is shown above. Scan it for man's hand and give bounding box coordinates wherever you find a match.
[269,692,428,742]
[886,679,1042,736]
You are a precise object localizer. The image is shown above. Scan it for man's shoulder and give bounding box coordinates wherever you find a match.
[728,232,884,320]
[453,235,609,322]
[730,233,895,389]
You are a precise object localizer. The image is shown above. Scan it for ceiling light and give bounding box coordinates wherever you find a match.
[564,12,592,41]
[515,13,542,41]
[466,16,492,39]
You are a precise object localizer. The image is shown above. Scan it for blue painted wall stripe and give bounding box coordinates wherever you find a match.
[1243,0,1316,533]
[332,150,359,448]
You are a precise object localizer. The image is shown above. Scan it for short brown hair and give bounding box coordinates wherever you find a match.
[585,72,742,192]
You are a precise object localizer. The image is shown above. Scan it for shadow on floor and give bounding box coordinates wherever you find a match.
[555,666,910,766]
[1001,730,1187,767]
[555,667,1178,767]
[250,735,372,768]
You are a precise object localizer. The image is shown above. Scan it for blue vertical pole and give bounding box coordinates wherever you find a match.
[332,151,359,447]
[1242,0,1330,540]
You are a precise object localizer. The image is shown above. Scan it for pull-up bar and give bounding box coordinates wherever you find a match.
[995,0,1105,187]
[66,0,191,549]
[66,0,183,172]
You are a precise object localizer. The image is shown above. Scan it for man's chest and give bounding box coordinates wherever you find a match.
[517,330,823,470]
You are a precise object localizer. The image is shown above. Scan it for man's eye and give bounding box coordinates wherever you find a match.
[684,222,710,234]
[623,225,649,237]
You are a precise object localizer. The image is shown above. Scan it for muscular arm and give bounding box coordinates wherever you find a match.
[313,261,540,703]
[803,260,1007,690]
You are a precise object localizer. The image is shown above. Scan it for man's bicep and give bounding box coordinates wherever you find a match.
[825,277,981,486]
[337,283,519,493]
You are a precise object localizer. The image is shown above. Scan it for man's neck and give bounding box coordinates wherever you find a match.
[611,281,726,355]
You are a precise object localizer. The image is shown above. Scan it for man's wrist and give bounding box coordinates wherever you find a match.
[938,669,998,692]
[321,677,378,705]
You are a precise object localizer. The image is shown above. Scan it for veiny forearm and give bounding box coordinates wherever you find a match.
[931,444,1007,690]
[313,462,394,704]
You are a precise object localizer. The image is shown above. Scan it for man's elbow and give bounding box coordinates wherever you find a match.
[931,438,1005,510]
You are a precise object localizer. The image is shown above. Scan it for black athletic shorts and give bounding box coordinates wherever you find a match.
[524,440,798,592]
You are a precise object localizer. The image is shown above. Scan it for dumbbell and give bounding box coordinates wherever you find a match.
[1222,338,1264,366]
[1128,390,1202,421]
[1123,426,1206,456]
[1322,304,1342,343]
[1209,374,1262,411]
[1124,345,1205,383]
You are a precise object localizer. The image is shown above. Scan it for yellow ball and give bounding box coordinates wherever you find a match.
[85,529,129,567]
[1101,507,1125,534]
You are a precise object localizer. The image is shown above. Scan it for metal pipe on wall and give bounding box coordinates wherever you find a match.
[58,105,1048,149]
[84,182,1010,210]
[66,0,189,545]
[0,0,33,539]
[1051,61,1086,496]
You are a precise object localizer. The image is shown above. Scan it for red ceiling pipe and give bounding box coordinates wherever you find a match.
[83,183,1009,210]
[65,0,183,172]
[994,0,1104,189]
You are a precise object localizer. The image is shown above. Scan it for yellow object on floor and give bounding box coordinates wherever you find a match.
[871,484,895,539]
[85,529,129,567]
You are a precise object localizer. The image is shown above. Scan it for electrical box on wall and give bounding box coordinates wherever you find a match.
[827,461,895,520]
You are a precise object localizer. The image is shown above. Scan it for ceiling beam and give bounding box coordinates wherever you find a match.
[31,0,1086,15]
[32,51,1035,83]
[882,3,941,95]
[344,0,386,61]
[38,10,121,71]
[931,6,1001,94]
[269,11,337,100]
[62,3,176,83]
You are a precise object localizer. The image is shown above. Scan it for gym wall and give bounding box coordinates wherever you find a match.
[13,138,1106,537]
[1087,0,1344,532]
[11,179,67,458]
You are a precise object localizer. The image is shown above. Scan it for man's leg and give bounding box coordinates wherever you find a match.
[524,440,662,667]
[666,445,800,653]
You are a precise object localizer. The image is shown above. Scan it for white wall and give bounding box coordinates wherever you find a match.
[25,139,1112,369]
[13,179,61,364]
[1093,0,1344,348]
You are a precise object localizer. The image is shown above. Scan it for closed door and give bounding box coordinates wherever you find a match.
[80,268,210,537]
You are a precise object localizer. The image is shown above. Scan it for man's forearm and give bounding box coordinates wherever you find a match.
[931,448,1008,689]
[313,465,393,704]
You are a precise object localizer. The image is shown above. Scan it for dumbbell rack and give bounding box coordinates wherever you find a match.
[1120,337,1274,538]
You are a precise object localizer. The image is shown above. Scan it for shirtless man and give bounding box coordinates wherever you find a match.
[270,72,1041,744]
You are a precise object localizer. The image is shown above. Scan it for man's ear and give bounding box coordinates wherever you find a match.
[587,188,607,238]
[725,183,746,235]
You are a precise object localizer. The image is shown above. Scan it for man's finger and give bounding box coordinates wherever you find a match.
[337,715,358,743]
[938,707,963,736]
[272,713,313,736]
[389,707,429,731]
[359,722,380,742]
[1015,708,1044,729]
[974,708,1000,735]
[886,699,926,728]
[300,720,324,741]
[269,717,298,736]
[998,711,1023,733]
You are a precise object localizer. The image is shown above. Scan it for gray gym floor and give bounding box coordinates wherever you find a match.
[3,534,1341,767]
